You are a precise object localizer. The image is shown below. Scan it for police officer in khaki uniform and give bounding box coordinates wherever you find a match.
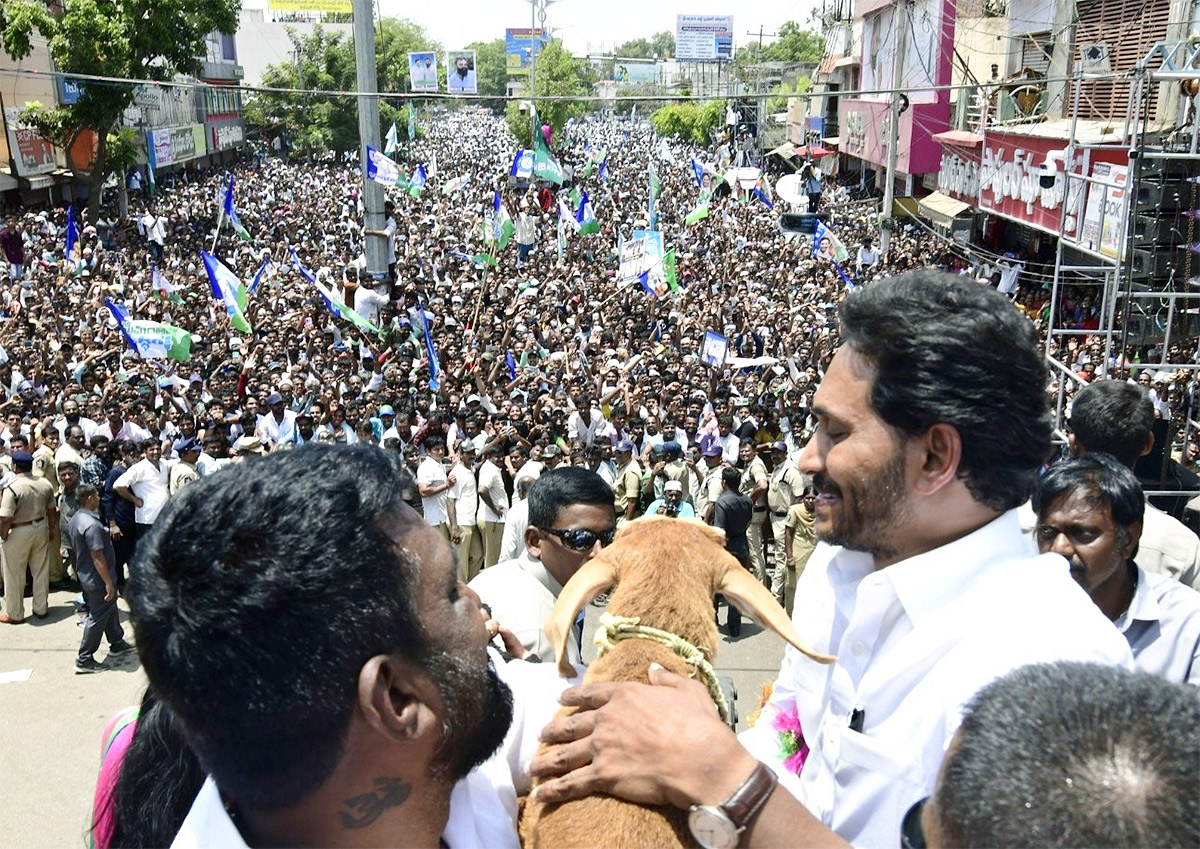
[612,440,642,526]
[739,439,771,585]
[32,427,64,585]
[0,451,57,623]
[765,441,805,605]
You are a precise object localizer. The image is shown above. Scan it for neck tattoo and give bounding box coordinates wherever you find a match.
[339,777,412,829]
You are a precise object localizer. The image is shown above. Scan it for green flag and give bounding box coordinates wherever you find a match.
[684,204,709,226]
[530,108,564,185]
[407,103,416,141]
[663,248,679,292]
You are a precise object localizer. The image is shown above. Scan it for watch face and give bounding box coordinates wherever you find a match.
[688,805,740,849]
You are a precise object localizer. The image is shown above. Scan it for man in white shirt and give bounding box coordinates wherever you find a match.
[448,441,482,583]
[1034,453,1200,685]
[470,467,614,667]
[255,392,297,448]
[114,437,171,547]
[129,446,573,849]
[416,438,453,542]
[566,389,608,448]
[529,272,1132,848]
[476,444,509,569]
[363,199,398,282]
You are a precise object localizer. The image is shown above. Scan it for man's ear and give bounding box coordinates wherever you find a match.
[1142,431,1154,458]
[911,423,962,496]
[357,655,441,745]
[1122,520,1144,561]
[524,525,543,560]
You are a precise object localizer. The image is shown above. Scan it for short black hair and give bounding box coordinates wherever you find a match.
[720,466,741,490]
[75,482,98,502]
[1069,381,1154,468]
[129,445,428,810]
[528,466,615,529]
[1033,452,1145,531]
[935,661,1200,848]
[838,270,1051,511]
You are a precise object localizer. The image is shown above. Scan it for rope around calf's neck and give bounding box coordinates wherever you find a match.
[592,611,730,724]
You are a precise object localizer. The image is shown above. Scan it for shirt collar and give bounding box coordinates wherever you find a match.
[1119,563,1161,628]
[839,510,1034,625]
[517,548,564,596]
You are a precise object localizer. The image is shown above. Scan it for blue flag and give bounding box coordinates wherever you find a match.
[510,149,533,180]
[289,248,318,284]
[505,350,517,380]
[250,258,272,295]
[690,158,705,188]
[415,295,441,391]
[600,160,609,183]
[64,204,78,264]
[221,175,252,241]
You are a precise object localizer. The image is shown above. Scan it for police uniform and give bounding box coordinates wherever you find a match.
[766,445,805,604]
[1,461,56,621]
[32,442,63,583]
[740,455,770,583]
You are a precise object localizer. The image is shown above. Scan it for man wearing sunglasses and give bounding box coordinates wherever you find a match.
[470,466,614,667]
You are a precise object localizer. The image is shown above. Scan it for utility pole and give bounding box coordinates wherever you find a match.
[746,27,779,163]
[353,0,386,280]
[879,0,909,259]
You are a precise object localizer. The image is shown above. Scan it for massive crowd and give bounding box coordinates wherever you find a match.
[3,104,1199,849]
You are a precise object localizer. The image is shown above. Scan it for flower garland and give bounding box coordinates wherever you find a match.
[771,706,810,776]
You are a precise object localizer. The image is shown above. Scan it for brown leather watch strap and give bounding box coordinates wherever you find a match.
[722,762,779,831]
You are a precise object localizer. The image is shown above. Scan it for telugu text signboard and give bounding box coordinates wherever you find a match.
[676,15,733,62]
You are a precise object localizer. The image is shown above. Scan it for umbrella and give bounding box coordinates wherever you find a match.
[793,145,833,158]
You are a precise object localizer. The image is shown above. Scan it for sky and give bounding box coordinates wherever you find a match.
[246,0,823,56]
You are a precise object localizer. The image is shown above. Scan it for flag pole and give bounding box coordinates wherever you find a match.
[471,261,488,332]
[210,217,222,254]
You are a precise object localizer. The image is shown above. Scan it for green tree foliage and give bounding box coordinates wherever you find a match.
[466,38,507,97]
[0,0,239,221]
[503,40,592,147]
[243,17,440,159]
[649,100,725,144]
[767,77,813,113]
[735,19,824,68]
[613,31,675,59]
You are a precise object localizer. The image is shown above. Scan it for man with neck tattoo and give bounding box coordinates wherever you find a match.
[129,444,570,848]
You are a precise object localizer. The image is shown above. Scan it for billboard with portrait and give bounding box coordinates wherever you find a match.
[446,50,478,94]
[408,51,438,93]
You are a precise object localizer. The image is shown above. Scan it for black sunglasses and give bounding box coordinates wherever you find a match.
[538,526,616,551]
[900,797,928,849]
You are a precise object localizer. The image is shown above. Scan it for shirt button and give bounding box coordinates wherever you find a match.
[851,641,865,656]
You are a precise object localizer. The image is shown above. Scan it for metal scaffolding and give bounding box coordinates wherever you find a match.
[1043,39,1200,499]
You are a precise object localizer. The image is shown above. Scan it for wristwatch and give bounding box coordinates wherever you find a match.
[687,762,778,849]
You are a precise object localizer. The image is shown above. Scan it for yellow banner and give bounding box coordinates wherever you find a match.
[268,0,352,12]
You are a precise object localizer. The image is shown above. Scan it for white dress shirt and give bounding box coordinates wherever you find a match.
[498,498,530,563]
[476,459,508,524]
[1137,504,1200,591]
[113,457,172,524]
[469,550,581,667]
[448,462,479,528]
[1116,563,1200,686]
[416,456,449,525]
[738,510,1132,849]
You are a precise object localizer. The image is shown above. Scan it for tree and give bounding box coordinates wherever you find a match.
[465,37,507,107]
[1,0,239,222]
[503,40,591,147]
[243,18,441,159]
[614,31,674,59]
[765,20,824,64]
[649,100,725,144]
